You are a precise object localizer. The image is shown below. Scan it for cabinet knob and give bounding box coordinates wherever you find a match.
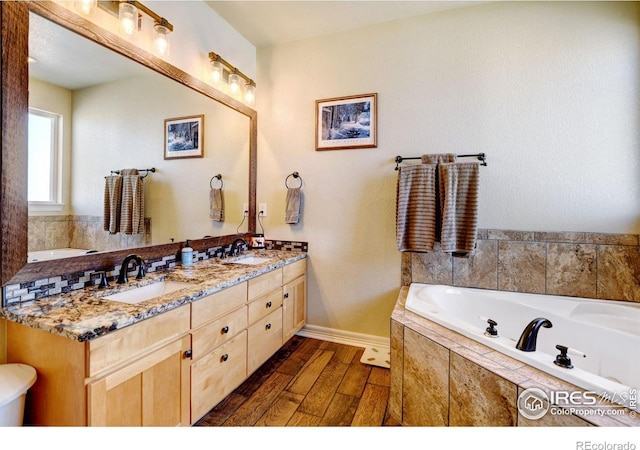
[265,323,272,330]
[284,293,289,298]
[221,326,230,334]
[266,301,272,308]
[220,354,229,362]
[184,349,193,359]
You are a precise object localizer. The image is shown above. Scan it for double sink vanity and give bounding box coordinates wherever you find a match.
[2,249,307,426]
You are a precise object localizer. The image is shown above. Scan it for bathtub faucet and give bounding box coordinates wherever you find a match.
[516,317,552,352]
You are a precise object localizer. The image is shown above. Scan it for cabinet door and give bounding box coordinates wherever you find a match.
[282,274,306,342]
[191,330,247,423]
[87,335,191,426]
[247,308,283,374]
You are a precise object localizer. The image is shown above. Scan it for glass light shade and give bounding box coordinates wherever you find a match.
[118,2,139,36]
[74,0,97,16]
[244,83,256,105]
[228,72,241,95]
[211,60,223,84]
[153,24,171,56]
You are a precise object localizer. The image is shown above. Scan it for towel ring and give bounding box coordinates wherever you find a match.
[285,172,303,189]
[210,174,223,190]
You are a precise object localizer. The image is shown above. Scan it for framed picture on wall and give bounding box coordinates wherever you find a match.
[164,114,204,159]
[315,93,377,151]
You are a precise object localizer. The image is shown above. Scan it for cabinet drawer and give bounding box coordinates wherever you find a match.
[247,268,282,301]
[191,306,247,359]
[247,289,282,325]
[191,282,247,329]
[283,258,306,284]
[88,305,190,377]
[247,308,282,374]
[191,330,247,422]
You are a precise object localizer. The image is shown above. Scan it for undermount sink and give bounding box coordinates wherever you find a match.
[100,280,193,304]
[227,256,272,265]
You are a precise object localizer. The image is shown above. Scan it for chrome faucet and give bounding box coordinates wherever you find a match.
[516,317,552,352]
[228,238,248,257]
[117,254,145,284]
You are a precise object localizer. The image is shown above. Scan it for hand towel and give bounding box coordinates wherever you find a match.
[396,164,438,252]
[103,175,122,234]
[209,188,224,222]
[120,169,144,235]
[285,187,301,224]
[439,162,480,254]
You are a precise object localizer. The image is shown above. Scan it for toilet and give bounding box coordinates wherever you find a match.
[0,363,37,426]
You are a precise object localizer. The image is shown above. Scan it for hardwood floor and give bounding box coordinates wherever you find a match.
[194,336,399,427]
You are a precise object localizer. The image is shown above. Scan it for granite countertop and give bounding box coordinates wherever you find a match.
[0,250,306,342]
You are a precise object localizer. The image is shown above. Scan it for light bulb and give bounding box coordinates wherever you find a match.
[244,82,256,105]
[211,60,223,84]
[119,2,139,36]
[74,0,97,16]
[153,23,170,56]
[229,72,241,95]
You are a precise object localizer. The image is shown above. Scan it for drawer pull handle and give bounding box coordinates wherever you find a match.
[184,349,193,359]
[221,326,230,334]
[220,354,229,362]
[266,301,272,308]
[265,323,272,330]
[283,293,289,298]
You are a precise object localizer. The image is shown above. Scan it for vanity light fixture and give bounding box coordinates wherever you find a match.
[99,1,173,56]
[208,52,257,105]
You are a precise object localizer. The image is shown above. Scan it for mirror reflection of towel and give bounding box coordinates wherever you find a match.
[103,175,122,234]
[120,169,144,234]
[285,187,301,224]
[210,188,224,222]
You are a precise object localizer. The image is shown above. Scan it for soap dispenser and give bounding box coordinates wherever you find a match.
[181,240,194,266]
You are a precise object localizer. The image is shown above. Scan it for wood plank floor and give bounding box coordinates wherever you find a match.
[194,336,399,427]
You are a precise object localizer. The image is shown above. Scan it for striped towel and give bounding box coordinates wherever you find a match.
[439,162,480,254]
[210,188,224,222]
[396,164,438,252]
[120,169,144,235]
[103,175,122,234]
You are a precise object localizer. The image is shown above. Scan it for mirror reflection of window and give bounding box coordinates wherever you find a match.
[28,108,62,209]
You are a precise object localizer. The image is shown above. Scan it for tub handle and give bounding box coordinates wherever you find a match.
[480,317,499,337]
[554,344,586,369]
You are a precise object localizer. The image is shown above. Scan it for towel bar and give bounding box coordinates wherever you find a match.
[394,154,487,170]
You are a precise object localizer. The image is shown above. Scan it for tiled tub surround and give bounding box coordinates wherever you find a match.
[402,229,640,304]
[390,287,640,427]
[1,249,306,342]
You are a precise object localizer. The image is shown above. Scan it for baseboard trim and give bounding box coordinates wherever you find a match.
[296,324,390,350]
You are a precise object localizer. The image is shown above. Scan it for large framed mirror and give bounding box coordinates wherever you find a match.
[1,1,257,286]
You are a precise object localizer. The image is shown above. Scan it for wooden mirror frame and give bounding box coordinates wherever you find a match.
[1,2,257,286]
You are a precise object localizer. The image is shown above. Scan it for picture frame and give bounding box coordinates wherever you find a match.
[164,114,204,159]
[315,93,377,151]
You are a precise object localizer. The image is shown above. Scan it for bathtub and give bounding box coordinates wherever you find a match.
[27,248,97,262]
[405,283,639,412]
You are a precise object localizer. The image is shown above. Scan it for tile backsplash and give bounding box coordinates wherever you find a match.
[402,229,640,304]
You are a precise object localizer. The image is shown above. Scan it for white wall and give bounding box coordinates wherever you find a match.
[256,2,640,338]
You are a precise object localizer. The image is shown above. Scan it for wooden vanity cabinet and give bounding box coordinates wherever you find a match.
[7,304,191,426]
[189,282,248,423]
[282,259,307,342]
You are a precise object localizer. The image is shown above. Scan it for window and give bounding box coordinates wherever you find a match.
[28,108,63,210]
